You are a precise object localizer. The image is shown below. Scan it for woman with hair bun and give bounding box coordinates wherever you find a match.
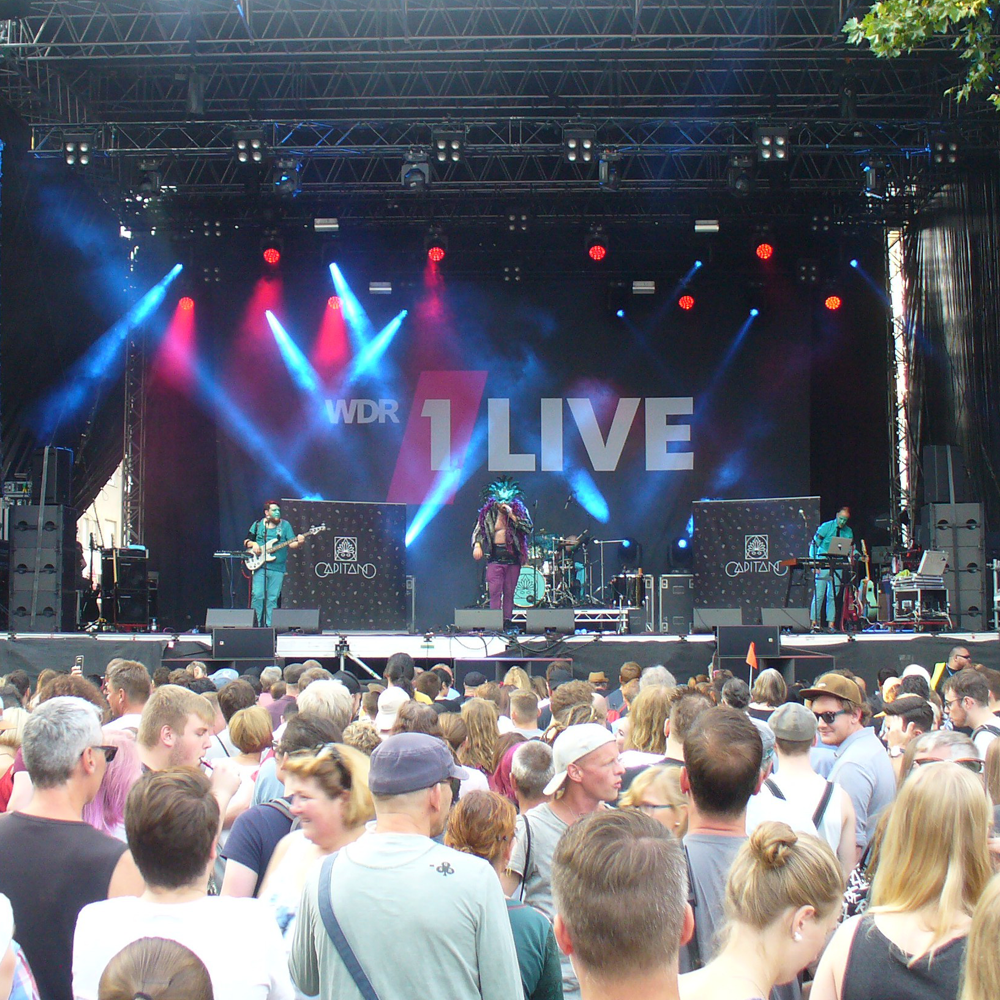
[98,937,213,1000]
[812,761,992,1000]
[681,822,843,1000]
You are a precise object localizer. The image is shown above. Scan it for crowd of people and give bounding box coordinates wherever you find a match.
[0,643,999,1000]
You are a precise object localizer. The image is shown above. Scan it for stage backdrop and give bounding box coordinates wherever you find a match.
[693,497,820,625]
[280,500,407,631]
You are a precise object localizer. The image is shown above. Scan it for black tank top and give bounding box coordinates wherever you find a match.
[0,812,127,1000]
[842,913,967,1000]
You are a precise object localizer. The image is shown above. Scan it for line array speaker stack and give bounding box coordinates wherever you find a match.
[920,502,986,631]
[9,505,77,631]
[659,574,694,634]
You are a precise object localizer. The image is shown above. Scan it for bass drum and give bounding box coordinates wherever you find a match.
[513,566,546,608]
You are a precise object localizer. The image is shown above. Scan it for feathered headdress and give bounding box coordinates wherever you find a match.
[481,475,524,504]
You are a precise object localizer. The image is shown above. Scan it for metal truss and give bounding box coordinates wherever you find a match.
[121,321,145,547]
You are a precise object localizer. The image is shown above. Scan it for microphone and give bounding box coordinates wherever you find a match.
[798,508,807,523]
[564,494,574,509]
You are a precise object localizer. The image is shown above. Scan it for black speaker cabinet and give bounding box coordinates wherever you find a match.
[31,447,74,507]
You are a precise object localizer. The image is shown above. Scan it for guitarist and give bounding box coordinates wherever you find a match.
[244,501,305,627]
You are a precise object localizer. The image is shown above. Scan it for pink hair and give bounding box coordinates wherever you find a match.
[488,742,520,804]
[82,728,143,837]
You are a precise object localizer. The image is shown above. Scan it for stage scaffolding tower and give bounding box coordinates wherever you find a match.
[121,325,145,547]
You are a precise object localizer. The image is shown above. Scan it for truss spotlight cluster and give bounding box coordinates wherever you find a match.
[930,134,959,168]
[755,126,789,162]
[432,130,465,165]
[726,155,753,197]
[507,211,529,233]
[599,150,621,191]
[563,128,596,164]
[503,264,522,283]
[401,147,430,191]
[797,259,820,285]
[271,156,302,197]
[63,133,94,167]
[233,131,266,164]
[133,160,161,202]
[586,227,608,262]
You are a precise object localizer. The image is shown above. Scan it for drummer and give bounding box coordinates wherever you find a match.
[472,476,533,629]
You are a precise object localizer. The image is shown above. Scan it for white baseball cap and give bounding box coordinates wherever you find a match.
[375,686,410,733]
[543,723,617,796]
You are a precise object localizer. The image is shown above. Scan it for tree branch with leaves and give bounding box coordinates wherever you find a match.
[844,0,1000,110]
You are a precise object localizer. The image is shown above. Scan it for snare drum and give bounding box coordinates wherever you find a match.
[610,573,644,607]
[514,566,546,607]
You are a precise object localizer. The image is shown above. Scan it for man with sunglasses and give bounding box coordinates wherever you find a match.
[800,673,894,860]
[0,697,144,1000]
[291,732,522,1000]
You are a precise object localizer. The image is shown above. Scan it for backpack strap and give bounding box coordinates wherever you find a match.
[683,844,703,970]
[263,797,294,822]
[764,777,786,800]
[518,812,533,903]
[317,852,381,1000]
[973,724,1000,739]
[812,780,836,830]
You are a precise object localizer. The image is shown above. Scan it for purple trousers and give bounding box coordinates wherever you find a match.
[486,561,521,621]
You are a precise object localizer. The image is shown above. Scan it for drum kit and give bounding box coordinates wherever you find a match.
[510,528,647,610]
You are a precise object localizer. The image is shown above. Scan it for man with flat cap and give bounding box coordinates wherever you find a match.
[291,732,521,1000]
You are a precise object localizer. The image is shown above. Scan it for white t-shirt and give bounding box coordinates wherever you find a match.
[104,712,143,732]
[972,715,1000,757]
[73,895,295,1000]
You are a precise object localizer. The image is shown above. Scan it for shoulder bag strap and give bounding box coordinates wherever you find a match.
[764,777,785,800]
[518,812,533,902]
[812,780,836,829]
[317,852,382,1000]
[683,844,703,970]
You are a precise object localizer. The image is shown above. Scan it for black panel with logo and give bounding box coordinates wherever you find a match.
[693,497,820,626]
[280,499,407,631]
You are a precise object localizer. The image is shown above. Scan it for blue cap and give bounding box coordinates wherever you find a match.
[368,733,469,796]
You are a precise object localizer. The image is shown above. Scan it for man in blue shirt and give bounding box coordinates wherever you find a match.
[244,501,304,627]
[809,505,853,631]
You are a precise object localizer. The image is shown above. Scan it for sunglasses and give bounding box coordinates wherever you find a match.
[287,743,352,787]
[813,709,850,725]
[446,777,462,800]
[914,756,984,774]
[91,745,118,762]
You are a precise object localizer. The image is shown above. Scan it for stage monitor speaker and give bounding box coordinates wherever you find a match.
[659,574,694,634]
[525,609,576,635]
[717,625,781,658]
[205,608,255,629]
[922,445,970,505]
[694,608,743,632]
[761,607,812,632]
[271,608,321,633]
[212,627,275,659]
[31,447,74,507]
[454,609,503,632]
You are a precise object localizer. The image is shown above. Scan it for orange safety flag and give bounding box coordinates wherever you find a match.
[746,641,758,672]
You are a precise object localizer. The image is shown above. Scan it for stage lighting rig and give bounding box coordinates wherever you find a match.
[233,130,266,165]
[598,150,622,191]
[63,132,96,167]
[271,156,302,197]
[726,155,753,197]
[587,226,608,262]
[796,259,820,285]
[506,210,530,233]
[260,231,282,266]
[754,126,789,163]
[133,160,162,202]
[929,134,959,170]
[862,158,886,200]
[432,129,465,166]
[563,127,596,165]
[401,148,430,191]
[424,227,447,263]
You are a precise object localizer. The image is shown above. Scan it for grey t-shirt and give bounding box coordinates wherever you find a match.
[679,831,746,973]
[509,803,577,999]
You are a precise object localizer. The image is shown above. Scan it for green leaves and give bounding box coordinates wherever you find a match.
[844,0,1000,107]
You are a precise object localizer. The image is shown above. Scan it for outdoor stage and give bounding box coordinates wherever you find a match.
[1,627,997,693]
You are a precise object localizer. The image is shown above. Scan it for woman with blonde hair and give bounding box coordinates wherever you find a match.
[503,666,532,692]
[0,707,27,779]
[960,873,1000,1000]
[812,762,992,1000]
[98,937,213,1000]
[748,668,787,721]
[259,743,373,951]
[681,823,843,1000]
[459,697,499,774]
[446,790,563,1000]
[623,684,674,756]
[619,764,688,838]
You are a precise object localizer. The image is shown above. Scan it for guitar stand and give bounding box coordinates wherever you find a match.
[335,636,381,681]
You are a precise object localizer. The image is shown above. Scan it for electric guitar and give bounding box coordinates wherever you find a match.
[244,523,326,572]
[861,540,879,618]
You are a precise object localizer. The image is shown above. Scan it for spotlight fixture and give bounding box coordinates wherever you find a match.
[678,294,695,311]
[586,227,608,262]
[328,296,341,309]
[754,126,790,163]
[755,242,774,261]
[233,130,266,164]
[313,218,340,233]
[670,536,694,570]
[632,281,656,295]
[424,227,447,263]
[726,155,753,197]
[63,132,95,167]
[503,264,522,283]
[563,127,597,165]
[694,219,720,234]
[401,147,430,191]
[431,129,465,166]
[261,232,282,266]
[809,213,833,234]
[369,281,392,295]
[824,294,842,311]
[506,209,530,233]
[862,158,886,200]
[134,160,162,201]
[262,246,280,266]
[930,134,959,169]
[271,156,302,197]
[598,150,621,191]
[178,296,195,312]
[796,259,820,285]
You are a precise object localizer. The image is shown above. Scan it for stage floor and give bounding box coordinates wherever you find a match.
[0,627,997,690]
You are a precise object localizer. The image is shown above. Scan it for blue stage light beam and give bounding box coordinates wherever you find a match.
[847,258,891,308]
[329,264,374,349]
[265,310,322,396]
[345,310,408,384]
[34,263,183,439]
[668,259,704,301]
[405,422,488,547]
[567,468,610,523]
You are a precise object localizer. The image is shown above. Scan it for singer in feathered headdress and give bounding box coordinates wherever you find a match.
[471,476,533,626]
